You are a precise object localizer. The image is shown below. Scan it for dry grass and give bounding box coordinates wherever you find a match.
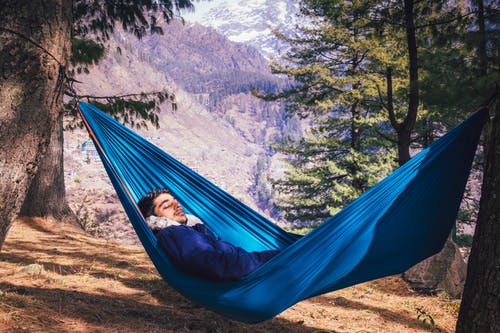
[0,217,460,333]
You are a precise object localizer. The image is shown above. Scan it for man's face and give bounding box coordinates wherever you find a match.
[153,193,188,223]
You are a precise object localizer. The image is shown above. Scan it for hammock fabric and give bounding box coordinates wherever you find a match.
[78,102,488,323]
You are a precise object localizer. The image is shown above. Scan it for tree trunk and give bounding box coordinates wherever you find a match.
[349,100,365,191]
[399,0,469,296]
[396,128,412,165]
[476,0,488,76]
[20,111,77,223]
[456,96,500,333]
[350,100,361,151]
[399,0,419,166]
[0,1,72,250]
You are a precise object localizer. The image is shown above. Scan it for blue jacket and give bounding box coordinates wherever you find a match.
[156,224,279,281]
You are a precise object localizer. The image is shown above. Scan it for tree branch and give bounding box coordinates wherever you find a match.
[375,128,398,144]
[415,10,477,29]
[68,91,172,101]
[375,81,389,112]
[386,67,400,131]
[0,26,64,66]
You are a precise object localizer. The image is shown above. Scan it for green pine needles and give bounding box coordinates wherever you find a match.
[260,0,497,226]
[273,111,396,226]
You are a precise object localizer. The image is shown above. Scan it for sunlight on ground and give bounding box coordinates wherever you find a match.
[0,217,459,333]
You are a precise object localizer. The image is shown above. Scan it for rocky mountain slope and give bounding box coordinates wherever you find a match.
[65,20,297,243]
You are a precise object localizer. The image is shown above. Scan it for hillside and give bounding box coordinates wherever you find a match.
[65,20,297,243]
[129,20,276,93]
[0,217,460,332]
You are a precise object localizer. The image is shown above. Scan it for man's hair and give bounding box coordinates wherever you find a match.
[138,188,172,218]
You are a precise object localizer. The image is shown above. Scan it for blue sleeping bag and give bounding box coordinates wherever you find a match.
[156,224,280,281]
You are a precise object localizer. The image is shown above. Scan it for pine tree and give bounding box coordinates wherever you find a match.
[419,0,499,115]
[456,90,500,333]
[258,0,405,224]
[274,109,395,225]
[402,0,499,298]
[263,0,490,297]
[19,1,192,222]
[0,0,193,250]
[416,0,499,228]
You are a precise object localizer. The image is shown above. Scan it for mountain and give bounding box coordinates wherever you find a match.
[182,0,301,59]
[66,20,301,243]
[134,21,274,91]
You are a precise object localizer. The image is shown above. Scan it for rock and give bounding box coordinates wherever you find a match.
[18,263,44,276]
[403,237,467,298]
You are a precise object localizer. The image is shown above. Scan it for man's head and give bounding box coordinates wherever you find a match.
[138,188,187,223]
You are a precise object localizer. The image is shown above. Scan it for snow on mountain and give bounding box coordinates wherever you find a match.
[182,0,301,59]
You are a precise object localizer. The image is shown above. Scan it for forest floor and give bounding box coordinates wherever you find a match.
[0,217,460,333]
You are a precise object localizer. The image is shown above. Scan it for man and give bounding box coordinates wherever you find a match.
[138,188,204,233]
[138,188,280,281]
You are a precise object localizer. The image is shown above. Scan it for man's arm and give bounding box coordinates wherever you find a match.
[156,225,278,281]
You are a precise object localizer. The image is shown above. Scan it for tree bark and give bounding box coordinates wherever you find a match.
[20,111,77,223]
[456,95,500,333]
[350,100,361,151]
[476,0,488,76]
[400,0,469,297]
[0,0,72,250]
[399,0,419,166]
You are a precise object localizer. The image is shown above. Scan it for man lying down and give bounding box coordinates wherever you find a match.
[138,188,280,282]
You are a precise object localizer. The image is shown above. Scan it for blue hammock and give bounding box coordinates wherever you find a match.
[77,102,487,323]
